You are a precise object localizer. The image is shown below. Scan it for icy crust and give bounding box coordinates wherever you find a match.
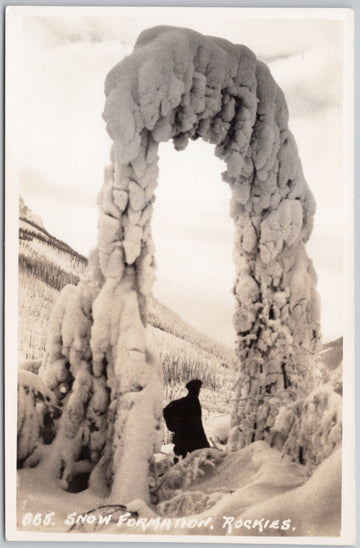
[101,25,320,450]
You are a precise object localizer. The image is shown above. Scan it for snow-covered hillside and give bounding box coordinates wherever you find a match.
[18,201,235,428]
[18,210,88,359]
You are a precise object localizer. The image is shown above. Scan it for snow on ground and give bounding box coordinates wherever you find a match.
[16,441,341,537]
[236,447,341,537]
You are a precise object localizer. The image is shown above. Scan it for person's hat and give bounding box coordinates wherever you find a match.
[186,379,202,391]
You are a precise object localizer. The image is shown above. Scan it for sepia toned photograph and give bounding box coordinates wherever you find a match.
[5,6,355,543]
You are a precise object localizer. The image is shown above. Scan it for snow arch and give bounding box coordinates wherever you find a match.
[39,26,321,503]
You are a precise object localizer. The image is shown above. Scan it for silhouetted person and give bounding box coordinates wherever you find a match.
[163,379,210,459]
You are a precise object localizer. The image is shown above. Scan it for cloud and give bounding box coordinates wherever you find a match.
[153,241,236,346]
[20,169,95,207]
[22,11,342,60]
[269,44,343,117]
[155,279,236,347]
[23,16,134,48]
[289,107,343,237]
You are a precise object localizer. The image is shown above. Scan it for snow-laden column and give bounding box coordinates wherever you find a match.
[39,251,163,501]
[37,25,321,501]
[224,62,321,449]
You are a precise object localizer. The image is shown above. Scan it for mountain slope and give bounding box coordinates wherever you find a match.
[18,201,235,427]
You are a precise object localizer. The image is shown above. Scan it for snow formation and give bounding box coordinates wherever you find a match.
[26,26,323,504]
[102,25,321,451]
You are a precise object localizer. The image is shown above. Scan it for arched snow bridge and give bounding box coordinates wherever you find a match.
[39,26,321,504]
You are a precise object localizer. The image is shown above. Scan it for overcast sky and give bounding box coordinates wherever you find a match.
[7,7,350,345]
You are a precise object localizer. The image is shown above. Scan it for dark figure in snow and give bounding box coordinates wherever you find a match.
[163,379,210,459]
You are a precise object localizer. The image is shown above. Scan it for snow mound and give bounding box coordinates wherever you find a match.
[281,383,342,468]
[149,442,341,537]
[210,415,230,446]
[17,369,57,463]
[237,448,341,537]
[19,359,43,375]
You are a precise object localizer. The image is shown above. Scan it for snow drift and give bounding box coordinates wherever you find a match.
[17,441,341,537]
